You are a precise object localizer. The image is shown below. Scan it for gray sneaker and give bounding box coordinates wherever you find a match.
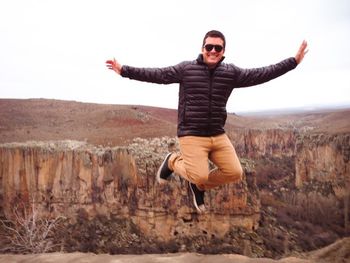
[189,182,206,214]
[156,153,173,184]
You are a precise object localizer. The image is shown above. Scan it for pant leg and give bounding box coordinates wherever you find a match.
[204,134,243,190]
[168,136,211,190]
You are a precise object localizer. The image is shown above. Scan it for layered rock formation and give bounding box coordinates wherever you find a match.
[0,138,260,242]
[295,133,350,189]
[229,129,296,158]
[2,129,348,239]
[229,129,349,193]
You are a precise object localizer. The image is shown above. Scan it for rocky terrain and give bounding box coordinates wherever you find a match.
[0,236,349,263]
[0,237,349,263]
[0,99,349,262]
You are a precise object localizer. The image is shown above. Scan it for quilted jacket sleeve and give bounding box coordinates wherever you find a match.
[233,57,297,88]
[121,62,187,84]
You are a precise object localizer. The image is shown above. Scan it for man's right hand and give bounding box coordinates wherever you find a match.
[106,58,122,75]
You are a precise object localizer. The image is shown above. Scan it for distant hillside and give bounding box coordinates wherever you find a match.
[0,99,177,146]
[0,99,349,146]
[226,108,350,134]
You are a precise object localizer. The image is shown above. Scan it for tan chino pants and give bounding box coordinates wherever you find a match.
[168,134,243,191]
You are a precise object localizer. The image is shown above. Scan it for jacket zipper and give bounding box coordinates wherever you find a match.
[208,69,214,134]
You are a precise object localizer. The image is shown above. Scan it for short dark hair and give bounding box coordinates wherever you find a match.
[202,30,226,48]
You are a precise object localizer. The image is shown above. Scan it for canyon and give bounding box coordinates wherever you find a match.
[0,99,349,259]
[0,139,259,240]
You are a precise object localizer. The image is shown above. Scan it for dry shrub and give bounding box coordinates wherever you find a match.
[0,201,65,254]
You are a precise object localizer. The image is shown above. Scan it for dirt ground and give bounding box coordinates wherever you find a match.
[2,237,350,263]
[0,252,312,263]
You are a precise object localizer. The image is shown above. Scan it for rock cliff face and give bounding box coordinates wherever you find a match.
[1,129,348,239]
[295,133,350,189]
[0,139,260,241]
[229,129,296,158]
[229,129,349,192]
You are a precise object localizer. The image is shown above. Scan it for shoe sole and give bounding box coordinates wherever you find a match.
[156,153,172,184]
[189,182,205,214]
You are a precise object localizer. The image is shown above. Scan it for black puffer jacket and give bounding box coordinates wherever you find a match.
[121,54,297,137]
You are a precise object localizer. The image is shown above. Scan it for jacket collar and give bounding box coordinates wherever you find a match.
[196,54,225,68]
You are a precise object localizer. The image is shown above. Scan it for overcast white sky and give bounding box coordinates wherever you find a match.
[1,0,349,113]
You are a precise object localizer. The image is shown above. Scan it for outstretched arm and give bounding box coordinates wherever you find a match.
[106,58,122,75]
[295,40,308,64]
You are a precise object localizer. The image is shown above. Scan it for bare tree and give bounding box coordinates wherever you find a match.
[0,200,65,254]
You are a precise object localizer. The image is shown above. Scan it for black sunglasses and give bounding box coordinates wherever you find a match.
[204,44,224,52]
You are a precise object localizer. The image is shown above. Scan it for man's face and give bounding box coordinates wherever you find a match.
[202,37,225,68]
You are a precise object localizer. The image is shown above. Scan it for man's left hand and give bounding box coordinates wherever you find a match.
[295,40,308,64]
